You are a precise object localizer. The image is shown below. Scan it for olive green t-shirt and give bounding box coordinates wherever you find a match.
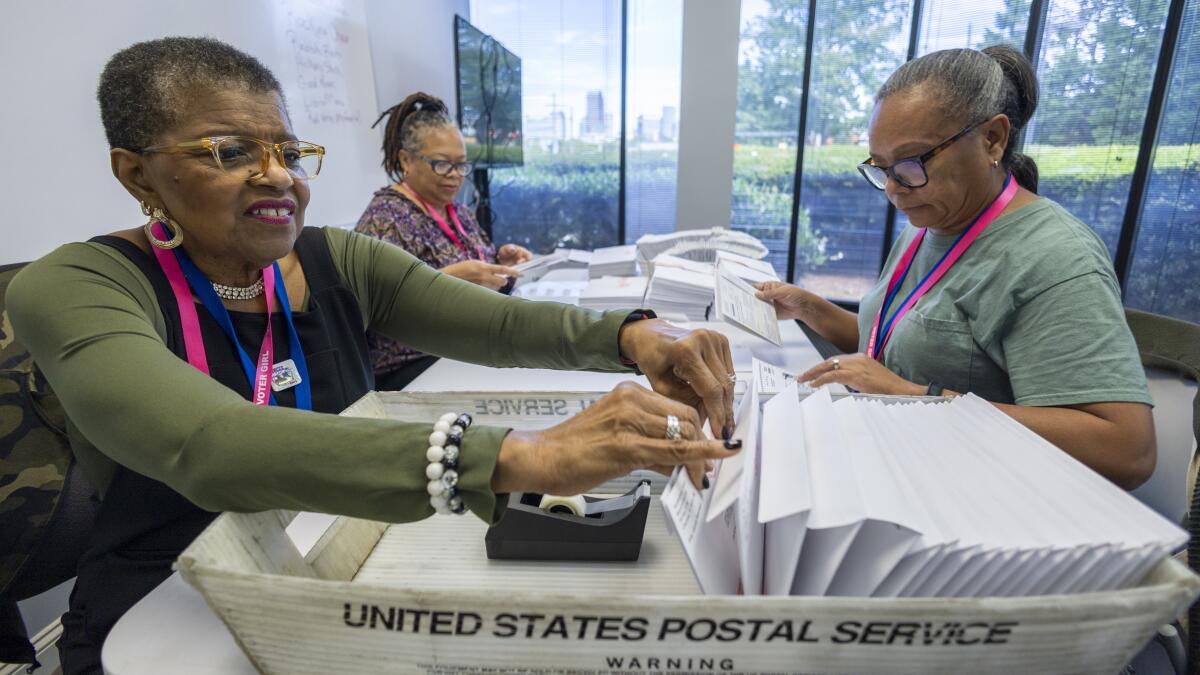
[5,227,633,524]
[857,199,1151,407]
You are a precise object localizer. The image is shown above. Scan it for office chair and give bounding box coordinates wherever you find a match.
[1,261,98,667]
[1123,309,1200,675]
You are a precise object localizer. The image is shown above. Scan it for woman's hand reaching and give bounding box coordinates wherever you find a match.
[497,243,533,266]
[441,259,520,291]
[617,319,737,439]
[492,382,742,495]
[798,353,924,396]
[753,280,819,322]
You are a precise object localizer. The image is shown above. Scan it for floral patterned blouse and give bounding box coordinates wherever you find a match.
[355,185,497,374]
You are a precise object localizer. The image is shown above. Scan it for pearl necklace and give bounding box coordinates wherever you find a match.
[211,277,264,301]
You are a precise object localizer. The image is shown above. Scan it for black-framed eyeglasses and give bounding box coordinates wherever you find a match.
[411,152,474,178]
[857,120,984,191]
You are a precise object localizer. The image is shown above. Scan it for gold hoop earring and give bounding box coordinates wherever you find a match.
[144,208,184,250]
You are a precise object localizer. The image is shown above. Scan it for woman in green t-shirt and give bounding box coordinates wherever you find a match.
[755,45,1154,490]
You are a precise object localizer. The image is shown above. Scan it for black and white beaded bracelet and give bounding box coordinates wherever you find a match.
[426,412,472,515]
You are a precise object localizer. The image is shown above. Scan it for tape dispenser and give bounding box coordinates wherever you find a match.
[484,481,652,561]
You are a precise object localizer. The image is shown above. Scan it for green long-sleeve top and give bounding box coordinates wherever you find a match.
[5,227,632,523]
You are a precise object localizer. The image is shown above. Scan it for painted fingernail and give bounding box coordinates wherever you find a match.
[724,439,742,450]
[702,476,710,489]
[722,425,732,441]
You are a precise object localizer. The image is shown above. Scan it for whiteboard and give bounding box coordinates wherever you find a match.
[0,0,384,264]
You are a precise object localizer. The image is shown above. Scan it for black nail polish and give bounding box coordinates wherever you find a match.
[724,439,742,449]
[722,425,732,441]
[702,476,710,489]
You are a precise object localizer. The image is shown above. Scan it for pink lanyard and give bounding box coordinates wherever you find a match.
[401,182,486,261]
[867,175,1018,361]
[149,223,277,405]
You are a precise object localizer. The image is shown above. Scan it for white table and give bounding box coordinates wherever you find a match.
[102,321,823,674]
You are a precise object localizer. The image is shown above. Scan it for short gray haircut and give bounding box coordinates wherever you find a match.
[98,37,283,151]
[876,44,1040,192]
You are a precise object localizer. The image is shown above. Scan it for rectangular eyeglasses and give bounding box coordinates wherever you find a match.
[140,136,325,180]
[857,120,983,190]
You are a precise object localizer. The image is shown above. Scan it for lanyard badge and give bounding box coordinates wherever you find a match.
[401,182,487,261]
[150,222,312,411]
[867,175,1018,361]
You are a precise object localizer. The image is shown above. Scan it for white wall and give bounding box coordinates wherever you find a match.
[0,0,468,266]
[1,0,469,647]
[674,0,741,231]
[364,0,470,127]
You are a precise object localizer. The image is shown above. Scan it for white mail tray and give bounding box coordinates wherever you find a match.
[176,391,1200,674]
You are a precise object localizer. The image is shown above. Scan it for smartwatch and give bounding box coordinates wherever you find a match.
[926,381,944,397]
[618,309,658,374]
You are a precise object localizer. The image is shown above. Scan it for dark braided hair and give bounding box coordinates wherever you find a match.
[373,92,456,183]
[98,37,283,151]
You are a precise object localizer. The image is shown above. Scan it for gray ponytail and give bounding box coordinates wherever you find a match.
[876,44,1040,193]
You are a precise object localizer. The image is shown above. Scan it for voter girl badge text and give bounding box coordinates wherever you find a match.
[271,359,303,392]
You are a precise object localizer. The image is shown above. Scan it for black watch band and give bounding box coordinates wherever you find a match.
[926,381,944,397]
[618,309,658,374]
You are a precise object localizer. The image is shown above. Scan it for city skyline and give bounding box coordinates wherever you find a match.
[470,0,681,144]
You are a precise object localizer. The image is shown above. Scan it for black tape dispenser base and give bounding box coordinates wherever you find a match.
[484,481,652,562]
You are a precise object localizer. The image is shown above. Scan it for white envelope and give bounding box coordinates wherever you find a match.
[665,384,1187,600]
[911,401,1057,597]
[661,466,740,595]
[958,396,1182,592]
[714,250,780,283]
[736,385,765,595]
[874,401,994,597]
[822,396,924,597]
[757,382,811,596]
[790,390,916,596]
[711,262,783,346]
[706,384,756,522]
[837,398,955,598]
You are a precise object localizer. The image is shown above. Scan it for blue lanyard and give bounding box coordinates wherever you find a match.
[874,224,975,350]
[173,249,312,411]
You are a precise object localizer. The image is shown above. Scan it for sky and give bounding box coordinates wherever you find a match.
[470,0,682,138]
[467,0,1044,140]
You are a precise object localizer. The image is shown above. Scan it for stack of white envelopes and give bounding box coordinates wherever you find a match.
[587,244,639,278]
[513,248,593,283]
[578,275,648,312]
[714,250,780,283]
[642,255,716,321]
[663,360,1186,597]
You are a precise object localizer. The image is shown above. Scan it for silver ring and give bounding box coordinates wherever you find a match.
[726,372,738,384]
[665,415,682,441]
[831,358,841,371]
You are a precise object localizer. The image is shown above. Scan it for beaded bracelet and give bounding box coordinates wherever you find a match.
[426,412,472,515]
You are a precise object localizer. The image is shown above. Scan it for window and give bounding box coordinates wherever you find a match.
[1125,0,1200,323]
[794,0,914,300]
[625,0,683,242]
[471,0,622,252]
[731,0,811,278]
[1023,0,1170,258]
[916,0,1029,55]
[891,1,1032,238]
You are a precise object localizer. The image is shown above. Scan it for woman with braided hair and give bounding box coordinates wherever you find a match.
[356,92,533,389]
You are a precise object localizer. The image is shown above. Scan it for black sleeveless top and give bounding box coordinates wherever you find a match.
[59,228,373,673]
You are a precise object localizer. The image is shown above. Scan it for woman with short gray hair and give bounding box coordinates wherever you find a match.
[7,37,741,673]
[756,45,1155,489]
